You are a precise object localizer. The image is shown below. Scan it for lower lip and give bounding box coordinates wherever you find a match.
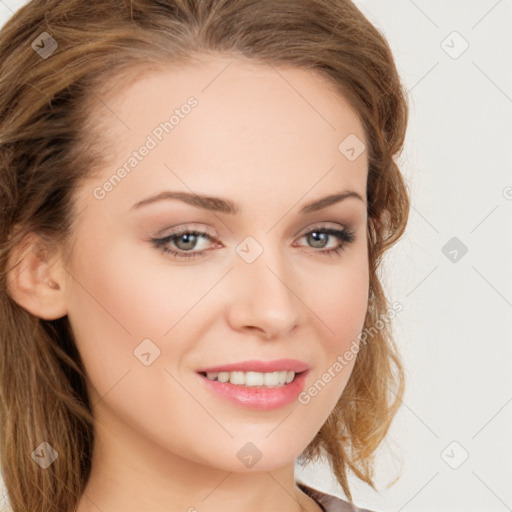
[197,371,309,410]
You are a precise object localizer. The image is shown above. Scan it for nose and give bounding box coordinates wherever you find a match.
[226,246,301,340]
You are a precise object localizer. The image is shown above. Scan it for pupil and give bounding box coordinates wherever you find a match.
[309,231,327,248]
[177,233,196,250]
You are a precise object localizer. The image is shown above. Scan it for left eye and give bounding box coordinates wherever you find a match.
[151,225,355,260]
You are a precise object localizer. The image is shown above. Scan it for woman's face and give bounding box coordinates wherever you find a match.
[64,54,369,474]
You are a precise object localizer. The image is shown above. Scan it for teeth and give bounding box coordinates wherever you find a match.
[205,370,296,387]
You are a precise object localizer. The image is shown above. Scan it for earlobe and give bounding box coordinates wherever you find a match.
[6,235,68,320]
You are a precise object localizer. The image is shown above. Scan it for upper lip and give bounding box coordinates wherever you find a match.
[197,359,310,374]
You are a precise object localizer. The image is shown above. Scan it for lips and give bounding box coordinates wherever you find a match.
[196,358,310,374]
[197,368,310,410]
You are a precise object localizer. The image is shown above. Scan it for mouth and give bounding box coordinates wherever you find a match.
[197,369,305,388]
[196,368,310,410]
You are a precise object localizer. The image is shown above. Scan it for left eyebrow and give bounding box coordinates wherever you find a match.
[298,191,365,214]
[129,189,365,214]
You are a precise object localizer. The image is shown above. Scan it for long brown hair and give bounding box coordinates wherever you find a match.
[0,1,409,510]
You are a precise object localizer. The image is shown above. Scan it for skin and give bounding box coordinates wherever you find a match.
[8,54,369,512]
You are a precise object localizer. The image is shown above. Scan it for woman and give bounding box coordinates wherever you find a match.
[0,1,409,511]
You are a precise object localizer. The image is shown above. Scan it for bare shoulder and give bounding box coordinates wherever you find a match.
[297,481,378,512]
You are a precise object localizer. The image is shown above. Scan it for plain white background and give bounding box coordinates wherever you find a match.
[0,1,511,511]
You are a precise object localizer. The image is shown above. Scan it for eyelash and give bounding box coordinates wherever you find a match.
[151,224,355,261]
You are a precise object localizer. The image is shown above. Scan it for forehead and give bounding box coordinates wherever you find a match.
[77,55,368,215]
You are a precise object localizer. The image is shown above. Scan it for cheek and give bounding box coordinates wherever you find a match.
[64,238,163,385]
[64,234,225,395]
[331,270,369,346]
[296,253,369,412]
[66,235,207,336]
[303,252,369,349]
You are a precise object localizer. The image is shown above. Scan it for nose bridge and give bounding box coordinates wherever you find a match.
[229,235,300,336]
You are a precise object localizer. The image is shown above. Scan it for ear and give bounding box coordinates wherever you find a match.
[6,233,68,320]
